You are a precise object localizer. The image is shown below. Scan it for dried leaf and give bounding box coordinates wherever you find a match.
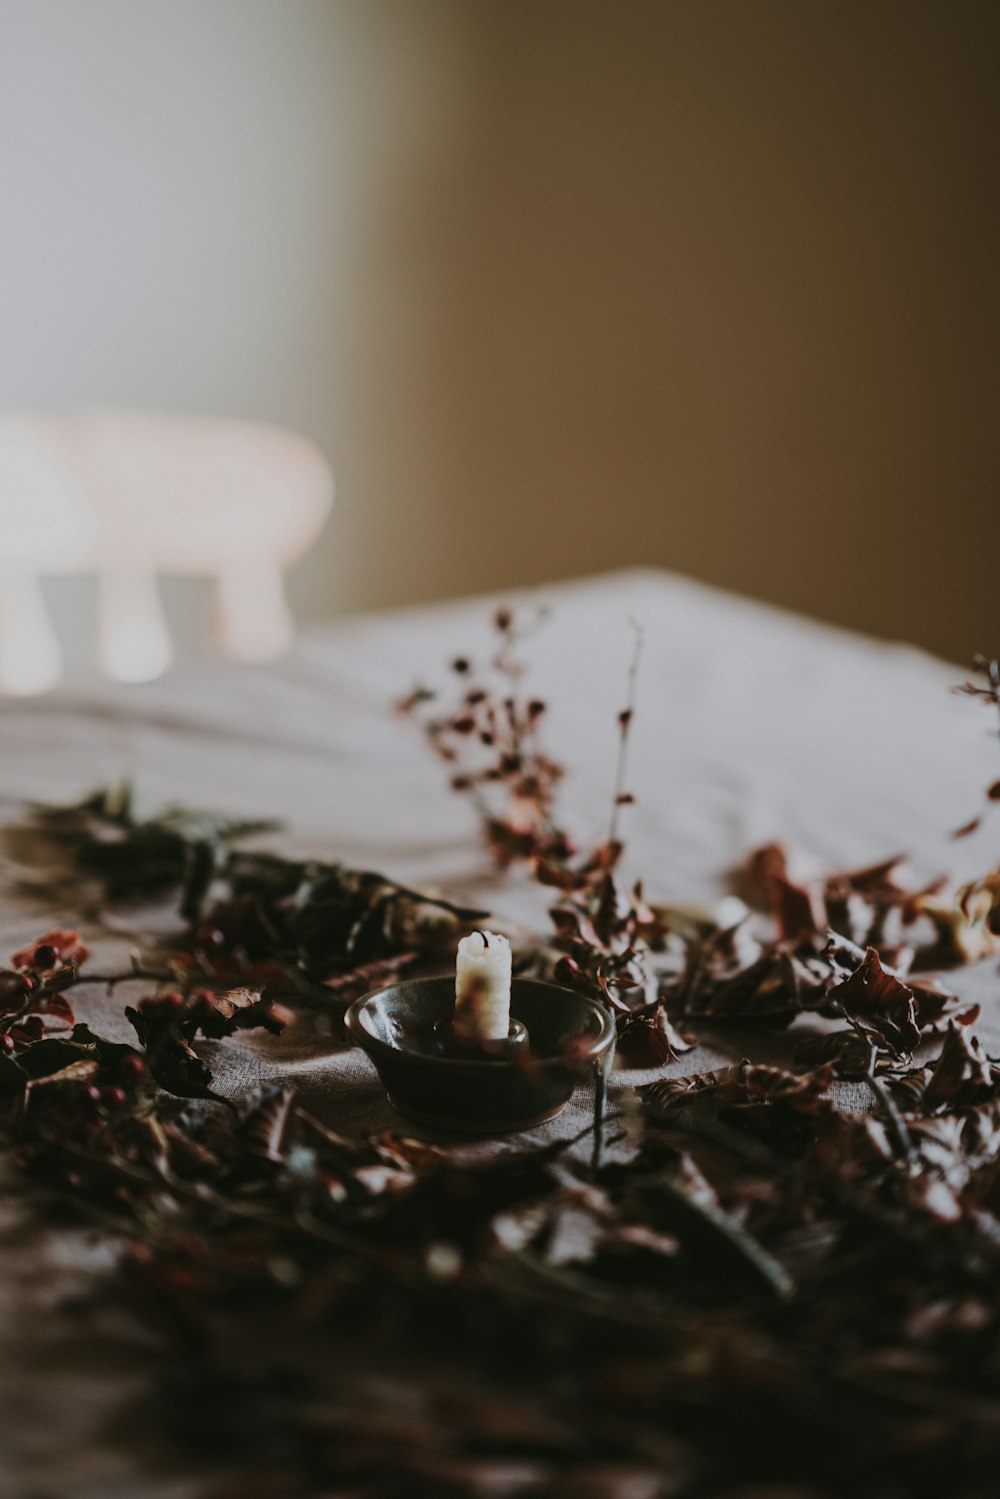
[924,1023,995,1110]
[617,1007,694,1066]
[240,1086,293,1164]
[825,947,920,1055]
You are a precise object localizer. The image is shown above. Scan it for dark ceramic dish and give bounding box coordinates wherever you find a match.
[346,976,615,1133]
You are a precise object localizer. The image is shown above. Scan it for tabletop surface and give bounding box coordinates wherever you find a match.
[0,567,995,1497]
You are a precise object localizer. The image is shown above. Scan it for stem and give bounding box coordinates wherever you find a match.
[863,1042,917,1163]
[78,968,176,988]
[590,1060,608,1177]
[608,620,643,845]
[829,999,917,1163]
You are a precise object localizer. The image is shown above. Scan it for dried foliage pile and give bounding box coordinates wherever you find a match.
[4,635,1000,1497]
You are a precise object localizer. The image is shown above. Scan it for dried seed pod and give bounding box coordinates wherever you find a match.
[241,1086,293,1165]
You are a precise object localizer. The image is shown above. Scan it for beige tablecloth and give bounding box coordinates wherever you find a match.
[0,568,995,1497]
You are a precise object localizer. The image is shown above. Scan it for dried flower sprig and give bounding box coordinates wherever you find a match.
[533,619,678,1052]
[400,605,574,867]
[33,786,485,1002]
[406,609,670,1040]
[929,654,1000,961]
[951,654,1000,838]
[607,616,643,846]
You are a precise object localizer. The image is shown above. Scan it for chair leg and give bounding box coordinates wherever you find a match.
[216,559,294,661]
[0,570,62,695]
[97,568,172,682]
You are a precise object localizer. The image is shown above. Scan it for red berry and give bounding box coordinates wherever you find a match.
[554,956,581,985]
[101,1085,128,1109]
[0,1034,15,1054]
[118,1054,146,1080]
[191,990,217,1021]
[139,990,186,1017]
[84,1084,102,1104]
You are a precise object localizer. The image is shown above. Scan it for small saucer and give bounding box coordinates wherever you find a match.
[346,976,615,1134]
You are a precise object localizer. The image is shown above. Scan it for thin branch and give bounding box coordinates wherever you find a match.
[608,618,643,845]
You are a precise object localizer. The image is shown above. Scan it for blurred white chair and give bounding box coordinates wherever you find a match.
[0,410,333,693]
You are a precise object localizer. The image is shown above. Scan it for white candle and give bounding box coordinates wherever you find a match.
[454,930,512,1041]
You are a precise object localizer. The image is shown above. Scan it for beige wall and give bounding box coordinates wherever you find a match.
[1,2,996,664]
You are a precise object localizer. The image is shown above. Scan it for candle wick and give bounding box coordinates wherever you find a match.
[473,928,490,947]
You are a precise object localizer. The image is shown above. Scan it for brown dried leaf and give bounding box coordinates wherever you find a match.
[825,947,920,1055]
[26,1058,99,1089]
[924,1022,995,1111]
[641,1059,832,1119]
[769,871,825,944]
[240,1086,293,1164]
[793,1029,872,1074]
[617,1007,694,1067]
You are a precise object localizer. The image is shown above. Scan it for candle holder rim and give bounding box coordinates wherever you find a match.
[345,975,615,1070]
